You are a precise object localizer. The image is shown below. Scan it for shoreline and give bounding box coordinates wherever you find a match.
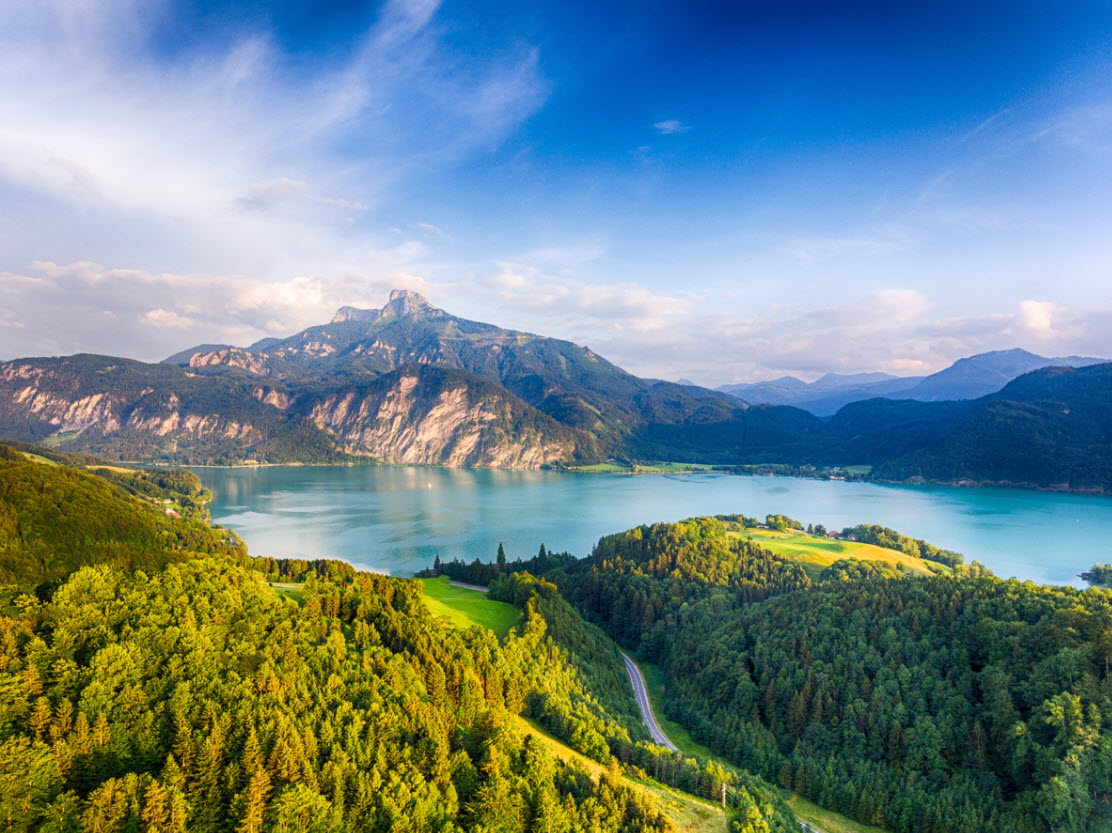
[111,457,1112,498]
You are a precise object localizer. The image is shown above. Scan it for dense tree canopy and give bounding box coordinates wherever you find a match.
[535,518,1112,833]
[0,452,795,832]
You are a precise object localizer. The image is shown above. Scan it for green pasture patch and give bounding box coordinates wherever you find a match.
[417,575,520,637]
[732,528,938,577]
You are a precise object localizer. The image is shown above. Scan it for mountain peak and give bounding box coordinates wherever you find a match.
[386,288,433,315]
[331,289,443,324]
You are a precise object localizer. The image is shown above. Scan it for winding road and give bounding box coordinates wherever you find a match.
[621,652,679,752]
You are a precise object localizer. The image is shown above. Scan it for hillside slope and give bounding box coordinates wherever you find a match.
[873,363,1112,489]
[0,443,243,590]
[0,353,593,468]
[0,452,796,833]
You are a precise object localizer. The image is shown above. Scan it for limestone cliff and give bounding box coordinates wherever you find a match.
[295,364,593,468]
[0,356,345,464]
[0,356,594,467]
[189,347,271,376]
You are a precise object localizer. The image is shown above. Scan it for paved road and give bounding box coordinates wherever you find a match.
[448,580,489,593]
[621,652,679,752]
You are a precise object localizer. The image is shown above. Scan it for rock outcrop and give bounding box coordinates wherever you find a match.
[298,365,588,468]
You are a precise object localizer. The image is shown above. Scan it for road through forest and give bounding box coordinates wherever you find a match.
[621,652,679,752]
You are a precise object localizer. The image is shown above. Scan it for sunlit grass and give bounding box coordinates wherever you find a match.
[788,794,890,833]
[732,528,939,578]
[417,575,520,637]
[513,715,726,833]
[20,451,59,466]
[87,464,138,474]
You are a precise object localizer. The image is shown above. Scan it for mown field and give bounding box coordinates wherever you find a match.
[729,527,943,579]
[417,575,521,637]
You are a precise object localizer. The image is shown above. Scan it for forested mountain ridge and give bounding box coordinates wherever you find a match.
[439,517,1112,833]
[874,362,1112,489]
[0,443,243,591]
[0,449,796,832]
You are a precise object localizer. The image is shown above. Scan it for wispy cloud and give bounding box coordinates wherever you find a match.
[653,119,690,135]
[546,290,1112,386]
[0,0,546,279]
[789,224,914,264]
[0,261,430,361]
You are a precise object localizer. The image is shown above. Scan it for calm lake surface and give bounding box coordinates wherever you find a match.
[197,466,1110,586]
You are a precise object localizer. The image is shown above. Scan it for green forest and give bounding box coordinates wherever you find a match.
[0,446,795,832]
[440,516,1112,833]
[6,440,1112,832]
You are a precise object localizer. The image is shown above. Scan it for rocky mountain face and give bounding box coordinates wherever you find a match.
[296,364,593,467]
[166,290,750,444]
[0,351,593,468]
[0,356,344,464]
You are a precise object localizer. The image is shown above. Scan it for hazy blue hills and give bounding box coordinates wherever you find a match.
[718,348,1109,415]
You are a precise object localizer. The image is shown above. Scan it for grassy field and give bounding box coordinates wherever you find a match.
[730,527,941,579]
[417,575,520,638]
[844,465,873,477]
[513,715,727,833]
[639,661,889,833]
[20,451,60,466]
[267,581,305,605]
[87,464,138,474]
[788,795,890,833]
[41,431,81,448]
[571,461,716,474]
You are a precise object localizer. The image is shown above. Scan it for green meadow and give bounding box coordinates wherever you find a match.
[570,461,716,474]
[730,527,942,579]
[417,575,521,637]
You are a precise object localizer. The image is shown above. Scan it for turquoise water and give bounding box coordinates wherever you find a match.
[197,466,1111,585]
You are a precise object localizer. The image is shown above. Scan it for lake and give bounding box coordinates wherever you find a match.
[197,465,1111,585]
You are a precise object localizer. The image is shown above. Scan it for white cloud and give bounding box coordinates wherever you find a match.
[141,308,196,329]
[0,261,433,361]
[1016,300,1058,338]
[564,293,1112,387]
[0,0,546,280]
[478,263,694,322]
[653,120,689,135]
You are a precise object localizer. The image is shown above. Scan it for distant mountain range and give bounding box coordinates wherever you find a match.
[716,348,1109,415]
[3,289,1112,491]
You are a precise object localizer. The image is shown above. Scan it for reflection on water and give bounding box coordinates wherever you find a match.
[195,465,1112,585]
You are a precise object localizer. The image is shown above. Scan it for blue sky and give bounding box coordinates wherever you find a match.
[2,0,1111,383]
